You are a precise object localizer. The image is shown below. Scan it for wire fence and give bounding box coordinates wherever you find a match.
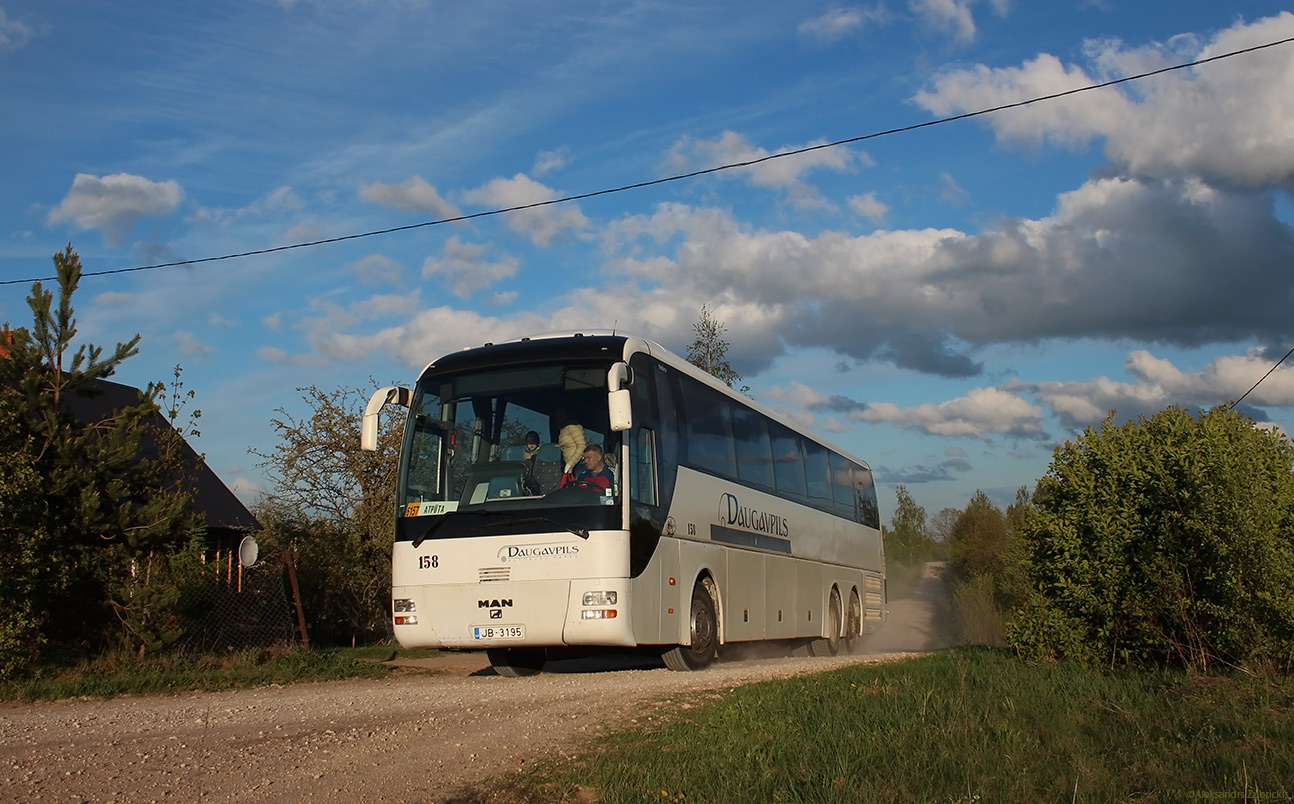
[177,549,299,654]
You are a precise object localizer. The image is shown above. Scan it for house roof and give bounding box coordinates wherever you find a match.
[58,376,260,533]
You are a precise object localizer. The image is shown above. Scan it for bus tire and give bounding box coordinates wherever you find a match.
[488,647,547,677]
[843,588,862,654]
[662,581,718,671]
[809,587,843,657]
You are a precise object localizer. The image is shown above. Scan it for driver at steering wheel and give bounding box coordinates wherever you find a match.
[565,443,614,492]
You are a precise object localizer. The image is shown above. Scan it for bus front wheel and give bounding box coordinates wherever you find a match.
[663,581,717,671]
[488,647,547,677]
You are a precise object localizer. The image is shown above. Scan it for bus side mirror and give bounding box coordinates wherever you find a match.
[361,386,411,451]
[608,362,633,432]
[609,388,632,432]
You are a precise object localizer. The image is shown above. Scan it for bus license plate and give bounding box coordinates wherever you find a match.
[473,625,525,640]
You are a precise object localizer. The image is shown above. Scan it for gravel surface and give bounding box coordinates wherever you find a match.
[0,566,945,804]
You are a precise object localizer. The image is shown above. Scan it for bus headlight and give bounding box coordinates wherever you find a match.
[582,591,617,606]
[394,615,418,626]
[581,609,617,619]
[393,598,417,612]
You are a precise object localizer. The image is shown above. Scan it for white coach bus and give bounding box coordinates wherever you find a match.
[361,332,884,676]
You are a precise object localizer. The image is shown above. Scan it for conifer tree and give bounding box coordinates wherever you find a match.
[686,304,747,392]
[0,245,198,674]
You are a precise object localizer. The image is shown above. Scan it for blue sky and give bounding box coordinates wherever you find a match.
[3,1,1294,520]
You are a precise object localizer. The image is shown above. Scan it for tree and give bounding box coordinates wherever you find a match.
[252,383,403,645]
[930,507,960,543]
[686,305,746,391]
[0,245,199,674]
[1008,407,1294,672]
[947,491,1010,581]
[884,486,935,596]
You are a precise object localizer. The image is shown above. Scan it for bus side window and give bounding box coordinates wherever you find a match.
[680,377,736,478]
[830,453,858,521]
[733,406,774,491]
[634,428,658,506]
[770,423,807,502]
[804,441,833,510]
[854,463,880,529]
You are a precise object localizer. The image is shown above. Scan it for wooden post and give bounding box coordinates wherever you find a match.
[283,548,310,650]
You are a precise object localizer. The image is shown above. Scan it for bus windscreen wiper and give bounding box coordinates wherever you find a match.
[468,516,590,540]
[411,509,495,548]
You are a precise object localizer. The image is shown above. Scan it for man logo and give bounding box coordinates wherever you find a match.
[489,609,503,619]
[478,599,513,608]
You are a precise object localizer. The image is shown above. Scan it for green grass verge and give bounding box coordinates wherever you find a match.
[0,644,444,702]
[498,649,1294,804]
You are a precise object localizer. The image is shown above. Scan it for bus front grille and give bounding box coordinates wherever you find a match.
[479,567,510,583]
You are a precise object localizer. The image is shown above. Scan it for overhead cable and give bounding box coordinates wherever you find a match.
[4,33,1293,288]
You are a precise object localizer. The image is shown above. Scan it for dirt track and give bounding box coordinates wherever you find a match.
[0,565,945,804]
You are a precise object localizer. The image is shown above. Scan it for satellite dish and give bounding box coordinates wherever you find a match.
[238,535,260,568]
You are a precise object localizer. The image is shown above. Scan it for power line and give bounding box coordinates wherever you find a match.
[5,33,1293,289]
[1231,344,1294,411]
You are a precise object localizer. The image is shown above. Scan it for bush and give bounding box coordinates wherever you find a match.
[947,574,1006,646]
[1008,406,1294,672]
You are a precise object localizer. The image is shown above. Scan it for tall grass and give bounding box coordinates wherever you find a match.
[502,650,1294,804]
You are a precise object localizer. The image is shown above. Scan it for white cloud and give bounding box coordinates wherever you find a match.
[228,476,266,506]
[421,237,520,298]
[848,192,888,222]
[175,331,216,357]
[359,175,461,218]
[463,174,588,246]
[47,173,184,245]
[798,7,877,43]
[664,131,863,209]
[910,0,976,43]
[913,13,1294,189]
[258,346,289,364]
[95,291,136,307]
[533,147,570,177]
[347,254,405,286]
[0,8,35,51]
[858,387,1043,438]
[603,170,1294,377]
[191,185,304,227]
[939,173,971,206]
[1015,348,1294,429]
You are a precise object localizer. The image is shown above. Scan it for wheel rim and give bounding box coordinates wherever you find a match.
[827,590,842,651]
[845,591,862,651]
[689,590,716,658]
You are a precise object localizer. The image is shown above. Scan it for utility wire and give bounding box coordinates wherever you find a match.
[5,33,1293,289]
[1231,344,1294,410]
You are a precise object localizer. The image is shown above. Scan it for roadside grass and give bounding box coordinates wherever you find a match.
[484,649,1294,804]
[0,644,443,702]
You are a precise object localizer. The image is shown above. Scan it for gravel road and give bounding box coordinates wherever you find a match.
[0,566,945,804]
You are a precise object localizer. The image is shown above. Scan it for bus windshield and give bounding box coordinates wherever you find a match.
[398,361,620,521]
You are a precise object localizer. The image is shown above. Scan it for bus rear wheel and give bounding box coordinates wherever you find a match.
[488,647,547,677]
[809,588,843,657]
[663,581,717,671]
[843,589,862,654]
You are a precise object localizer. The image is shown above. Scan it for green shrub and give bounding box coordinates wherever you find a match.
[948,574,1006,646]
[1008,406,1294,672]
